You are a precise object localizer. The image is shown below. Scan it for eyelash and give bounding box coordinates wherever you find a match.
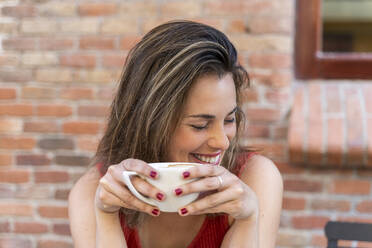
[191,118,235,130]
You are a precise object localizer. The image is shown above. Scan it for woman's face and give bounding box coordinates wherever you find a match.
[167,73,237,165]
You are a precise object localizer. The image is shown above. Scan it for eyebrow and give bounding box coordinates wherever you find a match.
[186,106,238,120]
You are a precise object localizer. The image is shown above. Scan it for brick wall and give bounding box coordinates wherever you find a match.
[0,0,371,247]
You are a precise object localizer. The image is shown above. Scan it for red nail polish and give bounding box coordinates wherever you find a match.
[152,209,159,215]
[150,171,157,178]
[175,188,182,196]
[180,208,188,215]
[183,171,190,178]
[156,193,164,201]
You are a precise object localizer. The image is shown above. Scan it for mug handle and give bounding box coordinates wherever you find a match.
[122,171,156,206]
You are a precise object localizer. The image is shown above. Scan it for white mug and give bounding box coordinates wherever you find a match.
[122,162,200,212]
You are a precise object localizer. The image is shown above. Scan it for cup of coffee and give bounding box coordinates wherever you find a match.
[122,162,200,212]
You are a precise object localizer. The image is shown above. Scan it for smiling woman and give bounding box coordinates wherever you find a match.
[68,20,283,248]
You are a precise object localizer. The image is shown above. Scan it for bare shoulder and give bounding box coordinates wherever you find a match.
[240,154,283,191]
[68,166,101,248]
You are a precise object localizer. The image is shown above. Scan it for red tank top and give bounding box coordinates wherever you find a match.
[96,152,256,248]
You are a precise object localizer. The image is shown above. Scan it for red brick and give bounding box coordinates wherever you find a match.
[2,38,36,50]
[249,53,291,69]
[78,105,109,117]
[0,104,33,116]
[0,169,30,183]
[245,107,281,122]
[53,223,71,235]
[55,155,90,166]
[307,84,323,165]
[0,220,10,232]
[241,88,258,103]
[14,221,48,233]
[248,16,292,34]
[119,35,142,50]
[39,38,74,50]
[276,232,308,246]
[0,88,16,99]
[282,197,306,210]
[22,87,56,99]
[16,154,51,166]
[0,69,32,83]
[38,138,74,150]
[0,137,35,149]
[226,18,247,33]
[288,88,305,164]
[356,201,372,213]
[36,105,72,117]
[60,88,93,100]
[265,89,290,105]
[292,215,329,229]
[80,37,115,50]
[311,234,327,247]
[284,179,323,192]
[345,88,364,165]
[243,124,269,138]
[329,179,370,195]
[14,185,51,199]
[62,121,101,134]
[253,142,286,160]
[276,162,305,174]
[251,71,291,88]
[357,242,372,248]
[102,54,125,68]
[60,54,96,68]
[35,171,69,183]
[78,3,117,16]
[24,121,59,133]
[0,203,33,216]
[0,154,12,166]
[95,87,115,100]
[77,137,99,152]
[0,238,32,248]
[327,118,344,166]
[325,84,341,113]
[2,5,37,17]
[310,199,350,212]
[55,189,70,200]
[204,1,273,16]
[38,240,73,248]
[38,206,68,219]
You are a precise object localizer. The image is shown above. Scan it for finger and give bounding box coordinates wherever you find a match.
[120,159,159,179]
[99,176,160,216]
[108,165,166,201]
[131,176,166,201]
[178,186,243,216]
[182,164,226,180]
[176,173,235,196]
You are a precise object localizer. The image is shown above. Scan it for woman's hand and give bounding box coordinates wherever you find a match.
[95,159,164,216]
[175,165,258,220]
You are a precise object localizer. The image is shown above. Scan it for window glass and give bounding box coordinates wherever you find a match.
[322,0,372,52]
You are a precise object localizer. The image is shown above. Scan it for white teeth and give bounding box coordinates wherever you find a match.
[194,154,220,164]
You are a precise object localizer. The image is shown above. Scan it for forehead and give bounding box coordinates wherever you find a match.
[183,73,237,114]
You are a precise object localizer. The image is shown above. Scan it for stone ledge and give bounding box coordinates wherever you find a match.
[288,82,372,168]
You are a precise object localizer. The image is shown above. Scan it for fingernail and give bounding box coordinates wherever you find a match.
[156,193,164,201]
[175,188,182,196]
[150,170,157,178]
[180,208,188,215]
[152,209,159,216]
[183,171,190,178]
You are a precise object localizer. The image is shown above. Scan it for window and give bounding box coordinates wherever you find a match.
[295,0,372,79]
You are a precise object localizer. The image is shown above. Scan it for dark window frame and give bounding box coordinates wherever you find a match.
[295,0,372,79]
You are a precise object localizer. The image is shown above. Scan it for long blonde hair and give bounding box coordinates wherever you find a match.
[94,20,250,227]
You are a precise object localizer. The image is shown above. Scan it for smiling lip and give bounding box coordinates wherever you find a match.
[191,152,222,165]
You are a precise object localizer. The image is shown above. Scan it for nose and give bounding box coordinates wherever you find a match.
[207,124,230,150]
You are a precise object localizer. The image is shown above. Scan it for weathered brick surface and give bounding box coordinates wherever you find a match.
[1,0,371,246]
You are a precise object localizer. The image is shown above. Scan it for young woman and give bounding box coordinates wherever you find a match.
[68,20,283,248]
